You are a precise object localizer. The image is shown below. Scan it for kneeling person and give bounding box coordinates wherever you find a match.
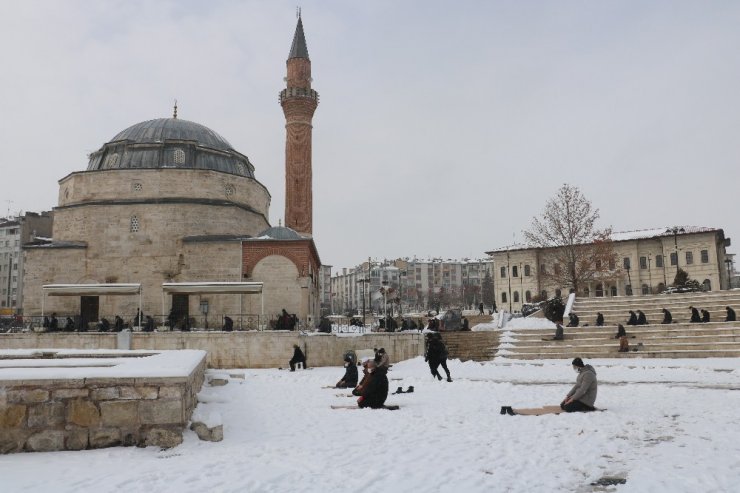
[560,357,597,412]
[357,360,389,409]
[336,355,358,388]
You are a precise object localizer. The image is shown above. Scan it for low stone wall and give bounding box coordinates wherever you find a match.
[0,350,206,453]
[1,332,425,368]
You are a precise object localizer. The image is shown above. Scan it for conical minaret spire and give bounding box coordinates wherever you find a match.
[280,14,319,235]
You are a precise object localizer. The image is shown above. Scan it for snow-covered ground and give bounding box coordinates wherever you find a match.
[2,357,739,492]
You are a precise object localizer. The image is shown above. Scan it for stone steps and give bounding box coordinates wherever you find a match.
[440,332,499,362]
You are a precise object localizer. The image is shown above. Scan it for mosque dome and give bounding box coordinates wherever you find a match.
[85,118,255,178]
[257,226,304,240]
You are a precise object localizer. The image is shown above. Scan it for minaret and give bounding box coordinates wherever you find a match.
[280,14,319,236]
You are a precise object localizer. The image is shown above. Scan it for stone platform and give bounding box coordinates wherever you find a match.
[0,349,206,453]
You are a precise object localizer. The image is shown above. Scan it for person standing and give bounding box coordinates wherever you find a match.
[560,357,597,412]
[479,302,484,315]
[425,333,452,382]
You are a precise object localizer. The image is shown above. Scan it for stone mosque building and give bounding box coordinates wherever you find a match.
[22,16,322,329]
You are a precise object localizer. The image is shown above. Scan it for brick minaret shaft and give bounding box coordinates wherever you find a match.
[280,15,319,235]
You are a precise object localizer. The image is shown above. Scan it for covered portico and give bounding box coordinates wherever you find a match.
[161,282,264,330]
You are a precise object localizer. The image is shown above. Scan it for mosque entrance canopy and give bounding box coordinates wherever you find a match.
[41,284,143,323]
[161,282,265,329]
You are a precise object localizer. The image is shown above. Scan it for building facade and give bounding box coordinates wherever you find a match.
[486,226,732,312]
[0,212,53,313]
[330,257,492,316]
[22,16,323,328]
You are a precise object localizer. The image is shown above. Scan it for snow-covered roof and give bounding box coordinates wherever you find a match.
[487,226,721,254]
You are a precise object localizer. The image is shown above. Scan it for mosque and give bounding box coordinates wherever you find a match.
[22,16,322,329]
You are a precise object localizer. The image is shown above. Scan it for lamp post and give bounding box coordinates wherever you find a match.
[725,258,733,290]
[626,264,632,295]
[519,262,524,308]
[647,253,653,294]
[357,278,368,326]
[506,251,512,312]
[666,226,685,277]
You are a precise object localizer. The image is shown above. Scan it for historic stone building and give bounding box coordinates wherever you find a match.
[22,16,321,329]
[486,226,732,312]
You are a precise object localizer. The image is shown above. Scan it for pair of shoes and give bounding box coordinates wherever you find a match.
[446,377,452,382]
[393,386,404,394]
[500,406,514,416]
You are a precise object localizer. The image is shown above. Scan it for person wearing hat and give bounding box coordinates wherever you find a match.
[335,354,358,388]
[374,347,390,371]
[560,357,598,412]
[288,344,307,371]
[356,360,389,409]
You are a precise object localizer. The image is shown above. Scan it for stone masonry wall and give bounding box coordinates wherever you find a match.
[0,355,206,453]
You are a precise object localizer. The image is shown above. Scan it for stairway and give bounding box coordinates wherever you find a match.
[440,332,499,361]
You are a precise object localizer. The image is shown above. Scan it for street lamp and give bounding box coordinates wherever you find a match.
[666,226,685,277]
[381,280,389,327]
[357,278,369,326]
[647,253,653,294]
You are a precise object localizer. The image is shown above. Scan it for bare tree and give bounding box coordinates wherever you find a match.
[523,184,619,294]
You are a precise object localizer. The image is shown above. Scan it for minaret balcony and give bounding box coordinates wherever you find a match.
[279,88,320,104]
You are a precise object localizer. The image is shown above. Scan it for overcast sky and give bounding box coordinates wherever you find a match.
[1,1,738,270]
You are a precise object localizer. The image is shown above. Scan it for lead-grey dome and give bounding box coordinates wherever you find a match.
[257,226,304,240]
[86,118,255,178]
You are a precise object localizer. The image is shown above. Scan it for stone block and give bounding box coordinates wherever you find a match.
[67,399,100,427]
[119,386,158,400]
[100,401,139,427]
[53,388,89,399]
[190,421,223,442]
[228,373,245,379]
[28,402,65,428]
[208,378,228,386]
[0,429,30,454]
[158,386,182,399]
[0,404,26,428]
[26,430,65,452]
[90,428,121,448]
[144,427,183,449]
[8,389,49,404]
[139,400,182,425]
[65,429,89,450]
[91,387,119,400]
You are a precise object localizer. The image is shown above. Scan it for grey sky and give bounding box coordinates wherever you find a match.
[1,1,738,270]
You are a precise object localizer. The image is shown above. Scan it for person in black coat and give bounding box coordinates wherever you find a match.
[49,313,59,332]
[64,317,75,332]
[114,315,124,332]
[701,309,710,323]
[566,313,580,327]
[289,344,306,371]
[661,308,672,324]
[689,306,701,323]
[627,311,638,326]
[222,316,233,332]
[727,306,736,322]
[336,355,359,388]
[595,313,604,327]
[98,318,111,332]
[143,315,155,332]
[636,310,648,325]
[357,360,389,409]
[479,302,484,315]
[425,333,452,382]
[615,324,627,339]
[461,316,470,331]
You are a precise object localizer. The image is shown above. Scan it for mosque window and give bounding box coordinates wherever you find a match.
[700,250,709,263]
[104,153,120,168]
[225,184,235,196]
[130,215,140,233]
[132,182,143,192]
[172,148,186,164]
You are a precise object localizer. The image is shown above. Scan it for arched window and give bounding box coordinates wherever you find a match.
[512,266,519,277]
[501,292,507,303]
[525,290,532,302]
[524,265,531,276]
[583,288,590,297]
[500,266,506,278]
[610,286,617,297]
[555,289,562,298]
[513,291,520,303]
[595,284,604,297]
[541,290,548,299]
[641,284,649,295]
[703,279,711,291]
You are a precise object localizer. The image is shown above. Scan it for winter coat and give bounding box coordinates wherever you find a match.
[701,310,710,323]
[690,308,701,323]
[375,351,390,370]
[661,310,672,324]
[358,370,389,409]
[567,364,597,408]
[290,347,306,364]
[627,312,637,325]
[426,339,448,362]
[636,311,647,325]
[596,313,604,327]
[340,362,359,387]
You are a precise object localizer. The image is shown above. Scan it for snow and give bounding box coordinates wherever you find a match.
[2,356,739,492]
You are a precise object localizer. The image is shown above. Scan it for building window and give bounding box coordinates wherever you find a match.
[501,292,507,303]
[132,182,143,192]
[685,251,693,265]
[524,264,531,277]
[595,284,604,297]
[611,286,617,297]
[609,259,615,270]
[513,291,519,303]
[512,266,518,278]
[500,266,506,278]
[703,279,711,291]
[670,252,678,266]
[172,148,186,164]
[656,255,664,268]
[623,257,631,269]
[130,215,140,233]
[541,290,548,299]
[525,290,532,303]
[641,284,650,295]
[700,250,709,263]
[104,153,120,168]
[583,287,589,297]
[540,264,546,275]
[640,256,647,269]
